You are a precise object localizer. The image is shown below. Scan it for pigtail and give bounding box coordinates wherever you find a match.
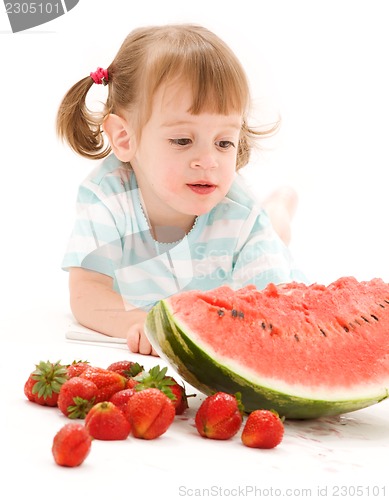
[56,76,111,160]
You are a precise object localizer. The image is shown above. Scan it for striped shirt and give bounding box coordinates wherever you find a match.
[62,154,306,311]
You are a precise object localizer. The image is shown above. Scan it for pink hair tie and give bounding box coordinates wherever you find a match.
[90,67,109,85]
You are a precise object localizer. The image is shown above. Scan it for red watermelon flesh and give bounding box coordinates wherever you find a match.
[145,276,389,417]
[172,277,389,391]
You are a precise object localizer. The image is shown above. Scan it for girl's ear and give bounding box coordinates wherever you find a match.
[103,114,136,162]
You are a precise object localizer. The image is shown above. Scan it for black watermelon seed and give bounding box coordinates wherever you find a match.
[238,311,244,319]
[261,322,266,329]
[319,328,327,337]
[217,309,225,317]
[231,309,238,317]
[371,314,379,321]
[294,334,300,342]
[361,316,369,323]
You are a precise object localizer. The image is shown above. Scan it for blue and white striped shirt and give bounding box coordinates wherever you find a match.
[62,154,306,311]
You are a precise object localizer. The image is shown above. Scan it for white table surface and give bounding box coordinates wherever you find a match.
[2,305,388,500]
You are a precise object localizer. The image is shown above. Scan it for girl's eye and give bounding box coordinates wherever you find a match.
[169,138,192,146]
[216,140,235,149]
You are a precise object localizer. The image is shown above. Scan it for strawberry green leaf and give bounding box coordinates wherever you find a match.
[134,365,176,400]
[30,360,68,399]
[67,396,96,419]
[126,362,144,377]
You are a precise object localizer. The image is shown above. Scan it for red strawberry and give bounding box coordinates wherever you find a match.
[165,376,191,415]
[106,360,144,379]
[79,366,127,402]
[133,366,194,414]
[24,360,68,407]
[58,377,98,419]
[85,401,131,440]
[125,388,175,439]
[52,423,92,467]
[195,392,243,440]
[109,388,135,413]
[66,360,90,378]
[25,377,52,403]
[241,410,284,449]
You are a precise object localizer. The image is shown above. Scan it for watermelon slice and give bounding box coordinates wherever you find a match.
[145,277,389,419]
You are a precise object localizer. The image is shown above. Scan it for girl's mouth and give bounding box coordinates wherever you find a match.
[187,183,216,195]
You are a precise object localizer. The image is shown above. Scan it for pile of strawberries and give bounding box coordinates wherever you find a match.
[24,358,284,467]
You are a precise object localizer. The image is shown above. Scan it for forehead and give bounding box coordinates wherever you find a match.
[154,81,191,112]
[151,80,243,125]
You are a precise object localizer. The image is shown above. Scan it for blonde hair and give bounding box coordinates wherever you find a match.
[57,24,278,169]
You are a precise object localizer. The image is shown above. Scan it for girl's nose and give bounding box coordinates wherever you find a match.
[190,152,218,170]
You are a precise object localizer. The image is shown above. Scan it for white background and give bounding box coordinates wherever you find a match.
[1,5,389,496]
[1,0,389,320]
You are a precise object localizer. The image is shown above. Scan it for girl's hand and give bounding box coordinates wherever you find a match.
[127,323,159,356]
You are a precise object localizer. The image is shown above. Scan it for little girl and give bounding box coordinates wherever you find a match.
[57,24,306,356]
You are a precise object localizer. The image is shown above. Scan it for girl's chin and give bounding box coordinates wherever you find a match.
[183,195,226,216]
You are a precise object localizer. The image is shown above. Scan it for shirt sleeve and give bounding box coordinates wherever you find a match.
[61,183,126,278]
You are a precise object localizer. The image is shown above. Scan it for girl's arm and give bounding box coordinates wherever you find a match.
[68,267,158,356]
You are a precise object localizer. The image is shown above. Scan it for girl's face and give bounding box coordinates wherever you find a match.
[129,81,243,234]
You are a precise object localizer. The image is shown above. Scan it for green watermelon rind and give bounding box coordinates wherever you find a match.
[145,299,389,419]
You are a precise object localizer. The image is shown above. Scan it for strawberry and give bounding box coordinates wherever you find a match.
[165,376,191,415]
[134,366,193,414]
[79,366,127,402]
[195,392,244,440]
[24,360,68,407]
[125,388,175,439]
[133,365,176,399]
[58,377,98,419]
[106,360,144,379]
[52,423,92,467]
[241,410,284,449]
[85,401,131,440]
[66,360,90,378]
[109,388,135,413]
